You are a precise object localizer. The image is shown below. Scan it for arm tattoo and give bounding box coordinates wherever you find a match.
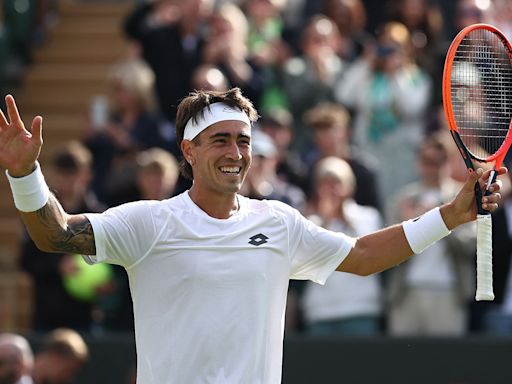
[34,195,96,255]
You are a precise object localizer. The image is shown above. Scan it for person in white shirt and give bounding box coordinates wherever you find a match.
[0,88,506,383]
[302,156,383,335]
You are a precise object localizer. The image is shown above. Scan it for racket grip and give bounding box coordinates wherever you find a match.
[475,214,494,301]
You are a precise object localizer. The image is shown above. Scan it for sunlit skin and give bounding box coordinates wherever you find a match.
[181,120,252,219]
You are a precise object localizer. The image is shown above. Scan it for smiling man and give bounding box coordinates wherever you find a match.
[0,88,506,383]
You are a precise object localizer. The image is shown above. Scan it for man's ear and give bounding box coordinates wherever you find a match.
[181,140,195,165]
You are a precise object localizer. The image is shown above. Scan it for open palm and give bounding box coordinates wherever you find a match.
[0,95,43,177]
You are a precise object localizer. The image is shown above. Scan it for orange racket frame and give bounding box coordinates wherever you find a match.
[443,23,512,170]
[442,23,512,301]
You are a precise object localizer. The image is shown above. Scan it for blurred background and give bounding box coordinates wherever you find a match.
[1,0,512,383]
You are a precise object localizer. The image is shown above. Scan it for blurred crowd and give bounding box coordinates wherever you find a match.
[4,0,512,363]
[0,328,91,384]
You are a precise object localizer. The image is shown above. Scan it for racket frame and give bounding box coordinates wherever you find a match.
[443,23,512,170]
[442,23,512,301]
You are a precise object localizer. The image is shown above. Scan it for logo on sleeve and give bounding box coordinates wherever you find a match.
[248,233,269,246]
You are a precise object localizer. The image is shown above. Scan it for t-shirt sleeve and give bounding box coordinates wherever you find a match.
[83,201,158,268]
[274,202,356,284]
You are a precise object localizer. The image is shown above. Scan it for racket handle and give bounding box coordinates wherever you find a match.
[475,214,494,301]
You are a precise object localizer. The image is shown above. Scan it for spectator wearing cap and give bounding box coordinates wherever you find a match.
[303,102,380,211]
[240,129,305,212]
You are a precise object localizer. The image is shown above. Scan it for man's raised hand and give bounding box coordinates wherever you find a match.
[0,95,43,177]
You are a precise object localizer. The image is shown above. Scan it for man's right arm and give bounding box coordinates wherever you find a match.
[0,94,97,256]
[20,193,96,255]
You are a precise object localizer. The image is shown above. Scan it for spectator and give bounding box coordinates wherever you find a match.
[302,156,384,335]
[335,21,432,222]
[385,0,444,72]
[191,64,230,92]
[83,57,175,205]
[323,0,372,62]
[123,0,214,122]
[385,0,445,105]
[32,329,88,384]
[453,0,485,36]
[135,147,180,200]
[241,0,292,111]
[303,102,380,210]
[281,14,346,151]
[201,2,265,108]
[243,0,288,63]
[386,134,476,336]
[257,107,308,192]
[20,141,107,332]
[240,129,306,212]
[0,333,34,384]
[484,0,512,41]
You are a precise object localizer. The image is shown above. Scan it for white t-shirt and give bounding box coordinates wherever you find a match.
[84,192,354,384]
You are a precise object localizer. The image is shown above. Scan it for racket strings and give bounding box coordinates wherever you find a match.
[451,29,512,159]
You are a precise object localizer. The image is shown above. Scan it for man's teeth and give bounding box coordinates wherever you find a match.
[220,167,240,174]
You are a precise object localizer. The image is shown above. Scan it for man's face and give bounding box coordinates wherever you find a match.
[185,120,252,195]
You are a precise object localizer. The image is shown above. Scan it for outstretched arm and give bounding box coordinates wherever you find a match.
[1,95,96,255]
[338,167,505,276]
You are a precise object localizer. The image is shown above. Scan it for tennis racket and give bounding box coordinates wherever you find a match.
[443,23,512,301]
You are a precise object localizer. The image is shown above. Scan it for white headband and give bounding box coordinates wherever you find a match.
[183,102,251,141]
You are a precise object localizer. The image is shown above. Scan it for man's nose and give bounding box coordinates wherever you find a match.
[225,141,242,160]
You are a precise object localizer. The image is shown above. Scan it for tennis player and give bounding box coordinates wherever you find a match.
[0,88,506,383]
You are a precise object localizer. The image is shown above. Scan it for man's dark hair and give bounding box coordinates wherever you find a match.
[175,87,258,180]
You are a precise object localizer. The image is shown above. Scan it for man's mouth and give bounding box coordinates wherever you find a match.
[219,166,241,175]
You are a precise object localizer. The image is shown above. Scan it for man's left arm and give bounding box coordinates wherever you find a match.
[338,167,506,276]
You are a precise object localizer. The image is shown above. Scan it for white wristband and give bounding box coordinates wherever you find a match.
[6,162,51,212]
[402,207,451,254]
